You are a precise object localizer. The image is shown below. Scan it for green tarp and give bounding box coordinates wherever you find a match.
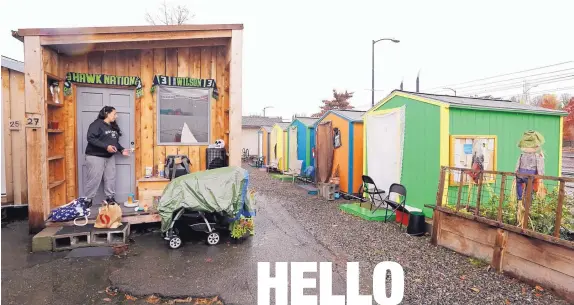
[158,166,255,232]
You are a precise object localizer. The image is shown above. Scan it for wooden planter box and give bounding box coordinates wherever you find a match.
[432,208,574,302]
[430,166,574,303]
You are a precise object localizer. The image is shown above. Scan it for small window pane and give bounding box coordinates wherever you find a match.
[157,86,211,145]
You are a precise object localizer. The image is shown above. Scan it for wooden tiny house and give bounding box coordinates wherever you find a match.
[13,24,243,232]
[1,56,28,206]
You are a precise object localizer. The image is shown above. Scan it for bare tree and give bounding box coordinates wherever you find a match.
[561,93,572,107]
[145,0,194,25]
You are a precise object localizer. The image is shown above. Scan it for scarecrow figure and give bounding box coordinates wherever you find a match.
[468,140,486,183]
[515,130,545,201]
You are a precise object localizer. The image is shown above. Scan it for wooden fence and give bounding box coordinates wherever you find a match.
[429,166,574,302]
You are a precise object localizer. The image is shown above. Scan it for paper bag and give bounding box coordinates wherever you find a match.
[94,202,123,229]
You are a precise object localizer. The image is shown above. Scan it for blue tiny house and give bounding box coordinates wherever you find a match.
[287,117,319,170]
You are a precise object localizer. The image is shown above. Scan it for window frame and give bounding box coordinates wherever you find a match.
[156,85,212,146]
[448,135,498,186]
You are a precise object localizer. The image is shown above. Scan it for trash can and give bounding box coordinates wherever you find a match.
[407,212,426,236]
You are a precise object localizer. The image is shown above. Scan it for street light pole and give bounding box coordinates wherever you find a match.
[263,106,273,117]
[443,88,457,96]
[372,38,400,107]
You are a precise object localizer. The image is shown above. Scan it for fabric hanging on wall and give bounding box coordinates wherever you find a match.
[366,106,406,200]
[64,72,143,98]
[316,121,334,183]
[151,75,219,100]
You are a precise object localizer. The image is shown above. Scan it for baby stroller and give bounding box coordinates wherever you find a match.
[164,208,231,249]
[158,166,256,250]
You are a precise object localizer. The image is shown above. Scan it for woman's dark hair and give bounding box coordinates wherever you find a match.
[98,106,122,137]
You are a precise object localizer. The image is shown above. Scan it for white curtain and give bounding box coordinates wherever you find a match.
[366,106,406,198]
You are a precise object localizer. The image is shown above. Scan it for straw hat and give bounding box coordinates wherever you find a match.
[518,130,545,152]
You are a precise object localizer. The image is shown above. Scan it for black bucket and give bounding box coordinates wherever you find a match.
[407,212,426,236]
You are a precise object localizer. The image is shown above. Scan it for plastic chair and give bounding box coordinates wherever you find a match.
[284,160,303,183]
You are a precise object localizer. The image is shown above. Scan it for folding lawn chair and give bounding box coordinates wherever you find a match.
[284,160,303,183]
[362,175,386,213]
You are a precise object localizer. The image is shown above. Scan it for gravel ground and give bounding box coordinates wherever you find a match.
[246,165,570,305]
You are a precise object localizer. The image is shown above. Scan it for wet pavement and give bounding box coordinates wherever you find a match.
[2,165,571,304]
[1,180,346,305]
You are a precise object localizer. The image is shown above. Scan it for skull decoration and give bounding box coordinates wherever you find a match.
[214,139,225,148]
[49,81,61,104]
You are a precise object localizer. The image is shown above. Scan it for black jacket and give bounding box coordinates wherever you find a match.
[85,119,125,158]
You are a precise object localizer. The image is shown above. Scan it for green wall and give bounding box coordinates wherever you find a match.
[375,96,441,217]
[449,108,561,176]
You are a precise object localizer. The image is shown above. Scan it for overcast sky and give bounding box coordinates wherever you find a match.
[1,0,573,119]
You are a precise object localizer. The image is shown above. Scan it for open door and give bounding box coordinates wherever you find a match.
[365,107,405,195]
[316,121,334,183]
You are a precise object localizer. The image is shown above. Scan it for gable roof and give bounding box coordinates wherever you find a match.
[373,90,566,116]
[1,56,24,73]
[274,122,291,130]
[292,117,319,127]
[315,109,366,125]
[242,116,283,128]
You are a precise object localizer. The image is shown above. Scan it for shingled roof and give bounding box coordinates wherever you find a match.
[242,116,284,128]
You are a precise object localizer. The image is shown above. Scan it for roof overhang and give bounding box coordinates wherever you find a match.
[368,90,567,117]
[1,56,24,73]
[367,90,447,116]
[12,24,242,56]
[314,110,364,127]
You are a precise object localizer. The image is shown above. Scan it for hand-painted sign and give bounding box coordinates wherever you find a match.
[64,72,143,98]
[151,75,219,100]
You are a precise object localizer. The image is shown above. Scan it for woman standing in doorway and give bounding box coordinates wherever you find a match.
[84,106,130,206]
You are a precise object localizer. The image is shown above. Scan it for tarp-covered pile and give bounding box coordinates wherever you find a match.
[158,166,255,232]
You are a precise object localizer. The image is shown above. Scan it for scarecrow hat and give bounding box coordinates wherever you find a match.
[518,130,545,150]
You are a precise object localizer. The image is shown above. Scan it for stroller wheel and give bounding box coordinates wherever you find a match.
[169,236,182,249]
[206,232,220,245]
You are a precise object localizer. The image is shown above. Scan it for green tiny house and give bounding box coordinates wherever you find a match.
[366,90,566,218]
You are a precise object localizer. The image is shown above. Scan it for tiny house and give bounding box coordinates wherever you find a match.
[242,116,282,157]
[258,126,273,165]
[366,90,565,218]
[287,117,318,171]
[1,56,28,206]
[270,122,290,171]
[13,24,244,232]
[314,110,365,194]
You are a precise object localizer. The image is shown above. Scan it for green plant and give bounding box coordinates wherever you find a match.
[230,216,254,239]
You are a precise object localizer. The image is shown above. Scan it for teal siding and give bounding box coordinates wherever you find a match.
[375,96,441,217]
[449,108,561,176]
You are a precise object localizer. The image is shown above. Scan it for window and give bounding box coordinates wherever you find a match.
[449,135,497,186]
[157,86,211,145]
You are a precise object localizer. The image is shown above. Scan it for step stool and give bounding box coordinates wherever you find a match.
[91,223,130,245]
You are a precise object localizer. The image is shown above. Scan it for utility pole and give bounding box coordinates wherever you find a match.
[522,81,538,105]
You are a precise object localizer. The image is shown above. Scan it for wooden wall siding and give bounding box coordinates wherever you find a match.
[1,67,28,205]
[57,46,229,200]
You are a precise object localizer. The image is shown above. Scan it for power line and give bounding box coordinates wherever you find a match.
[424,61,574,91]
[436,68,574,91]
[461,75,574,96]
[500,86,574,98]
